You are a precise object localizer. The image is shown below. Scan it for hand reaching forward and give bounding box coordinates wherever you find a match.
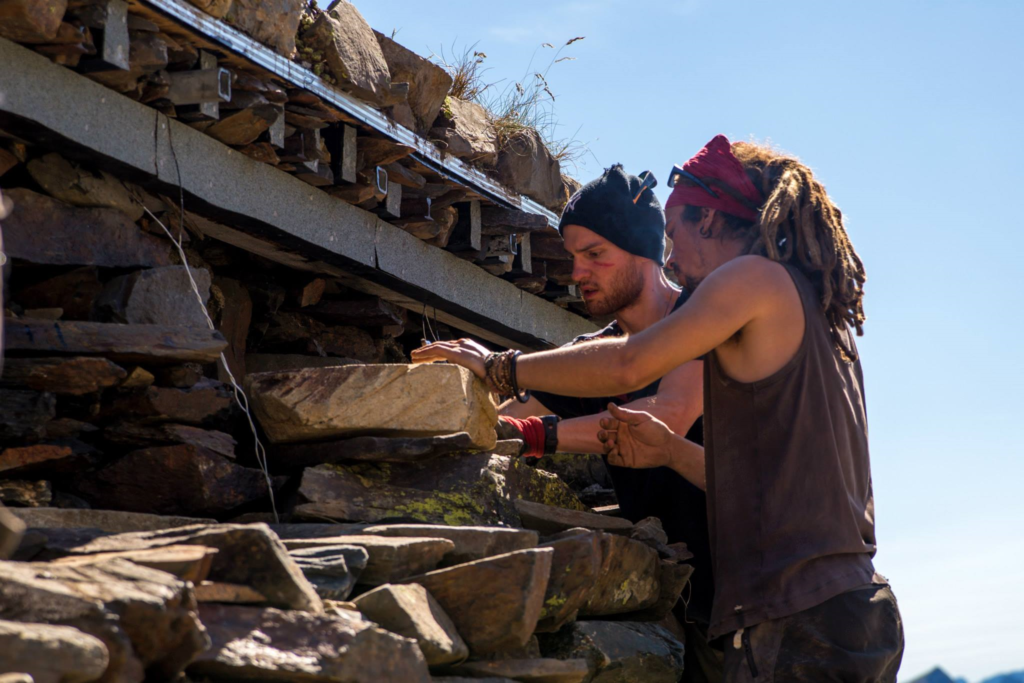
[410,338,489,382]
[598,402,676,469]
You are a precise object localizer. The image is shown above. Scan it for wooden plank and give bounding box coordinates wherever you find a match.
[480,206,550,235]
[3,319,228,364]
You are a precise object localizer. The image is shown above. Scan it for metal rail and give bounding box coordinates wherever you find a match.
[140,0,560,226]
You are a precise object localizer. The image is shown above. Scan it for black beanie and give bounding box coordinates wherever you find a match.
[558,164,666,265]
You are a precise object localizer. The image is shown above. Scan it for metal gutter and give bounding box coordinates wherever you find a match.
[139,0,561,226]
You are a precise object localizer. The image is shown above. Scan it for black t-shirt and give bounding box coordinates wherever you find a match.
[531,289,714,624]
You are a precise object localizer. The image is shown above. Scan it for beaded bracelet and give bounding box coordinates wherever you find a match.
[509,351,531,403]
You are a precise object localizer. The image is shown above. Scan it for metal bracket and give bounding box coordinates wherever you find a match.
[509,234,519,256]
[375,166,389,196]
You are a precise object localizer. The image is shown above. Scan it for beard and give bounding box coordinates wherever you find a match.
[584,261,645,317]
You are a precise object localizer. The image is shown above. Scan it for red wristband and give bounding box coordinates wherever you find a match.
[498,416,546,459]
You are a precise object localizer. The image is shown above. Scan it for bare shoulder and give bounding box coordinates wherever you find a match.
[710,255,792,289]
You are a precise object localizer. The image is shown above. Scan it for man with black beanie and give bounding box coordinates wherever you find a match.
[498,165,723,683]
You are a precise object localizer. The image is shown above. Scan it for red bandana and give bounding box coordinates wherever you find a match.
[665,135,763,222]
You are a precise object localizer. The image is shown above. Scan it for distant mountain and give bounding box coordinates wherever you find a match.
[981,673,1024,683]
[906,667,1024,683]
[907,668,963,683]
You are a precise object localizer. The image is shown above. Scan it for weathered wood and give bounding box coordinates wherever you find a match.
[516,232,533,275]
[531,235,572,261]
[384,162,426,189]
[513,499,634,536]
[303,297,404,326]
[76,0,130,72]
[0,356,127,395]
[399,548,554,655]
[166,66,231,105]
[481,206,551,234]
[447,200,482,252]
[206,104,279,146]
[2,189,171,268]
[176,50,222,121]
[3,319,228,364]
[357,137,415,170]
[383,180,402,218]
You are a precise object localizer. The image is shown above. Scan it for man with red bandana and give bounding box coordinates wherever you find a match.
[496,164,722,682]
[415,137,904,681]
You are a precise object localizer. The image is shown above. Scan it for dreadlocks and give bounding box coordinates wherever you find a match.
[684,142,867,359]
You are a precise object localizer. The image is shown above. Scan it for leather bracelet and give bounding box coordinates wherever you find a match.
[541,415,560,455]
[509,351,531,403]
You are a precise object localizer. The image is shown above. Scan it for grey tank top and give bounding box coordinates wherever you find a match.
[704,263,877,639]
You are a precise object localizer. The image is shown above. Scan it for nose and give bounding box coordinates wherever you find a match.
[571,257,590,284]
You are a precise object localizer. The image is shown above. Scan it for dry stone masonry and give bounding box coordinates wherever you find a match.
[0,0,692,680]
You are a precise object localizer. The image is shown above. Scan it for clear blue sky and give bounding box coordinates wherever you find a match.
[354,2,1024,680]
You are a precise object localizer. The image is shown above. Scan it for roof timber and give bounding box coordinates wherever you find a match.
[0,38,596,349]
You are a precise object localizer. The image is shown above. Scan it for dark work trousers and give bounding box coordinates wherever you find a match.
[683,619,725,683]
[721,584,904,682]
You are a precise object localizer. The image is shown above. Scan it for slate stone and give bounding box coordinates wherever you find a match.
[8,507,213,533]
[288,544,368,600]
[535,532,601,633]
[26,152,143,221]
[607,560,694,622]
[0,506,25,559]
[0,357,127,396]
[399,548,554,655]
[0,389,55,442]
[249,364,497,449]
[2,189,170,268]
[0,0,67,42]
[446,659,590,683]
[283,534,454,585]
[0,558,209,683]
[0,443,92,479]
[76,445,271,517]
[223,0,305,57]
[14,266,104,320]
[104,378,234,425]
[579,534,661,617]
[301,3,392,105]
[374,31,453,133]
[496,128,564,211]
[362,524,539,566]
[102,423,237,459]
[259,312,381,361]
[30,523,323,613]
[94,266,211,328]
[514,500,633,536]
[188,603,430,682]
[431,97,498,166]
[0,619,109,683]
[354,584,468,667]
[538,621,685,683]
[0,479,52,507]
[272,432,488,468]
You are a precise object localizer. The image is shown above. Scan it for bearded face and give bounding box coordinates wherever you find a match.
[562,224,648,317]
[581,258,645,316]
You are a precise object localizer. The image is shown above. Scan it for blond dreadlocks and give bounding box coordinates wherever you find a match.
[684,142,866,359]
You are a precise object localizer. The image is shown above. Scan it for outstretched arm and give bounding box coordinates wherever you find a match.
[413,255,783,397]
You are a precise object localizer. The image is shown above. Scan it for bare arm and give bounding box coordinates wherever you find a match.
[555,360,703,454]
[412,256,792,397]
[598,404,707,490]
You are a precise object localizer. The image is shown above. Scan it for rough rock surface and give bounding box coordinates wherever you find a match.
[362,524,538,566]
[189,603,430,682]
[26,153,143,221]
[514,500,633,536]
[0,479,52,507]
[374,30,452,132]
[2,189,170,268]
[0,0,67,42]
[249,364,497,449]
[288,545,368,600]
[77,445,271,517]
[31,524,323,613]
[399,548,553,655]
[539,621,686,683]
[0,619,109,683]
[433,98,498,166]
[0,558,209,683]
[579,533,661,617]
[7,508,213,533]
[447,659,590,683]
[283,534,453,586]
[353,583,468,666]
[535,532,601,633]
[0,357,127,396]
[223,0,305,57]
[496,128,564,211]
[94,266,211,328]
[301,4,392,105]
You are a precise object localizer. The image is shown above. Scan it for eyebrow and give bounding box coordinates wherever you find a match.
[572,240,604,254]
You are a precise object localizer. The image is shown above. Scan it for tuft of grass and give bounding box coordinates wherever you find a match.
[431,41,491,102]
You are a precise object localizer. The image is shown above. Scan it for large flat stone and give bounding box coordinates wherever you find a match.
[399,548,553,655]
[2,189,170,268]
[76,445,271,517]
[30,523,322,613]
[249,364,497,449]
[607,560,694,622]
[283,534,453,585]
[103,379,235,425]
[288,545,368,601]
[579,534,660,617]
[363,524,538,566]
[8,507,213,533]
[0,357,127,396]
[353,584,468,667]
[538,621,685,683]
[93,266,211,328]
[535,533,601,633]
[0,619,108,683]
[431,98,498,166]
[271,432,485,468]
[513,500,633,536]
[0,558,209,683]
[496,129,564,212]
[188,603,430,682]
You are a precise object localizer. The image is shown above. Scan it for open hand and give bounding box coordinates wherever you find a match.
[410,338,489,382]
[598,403,676,469]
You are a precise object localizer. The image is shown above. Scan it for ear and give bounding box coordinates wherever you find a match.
[698,207,718,238]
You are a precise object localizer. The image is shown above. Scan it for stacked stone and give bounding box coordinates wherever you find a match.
[0,0,585,306]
